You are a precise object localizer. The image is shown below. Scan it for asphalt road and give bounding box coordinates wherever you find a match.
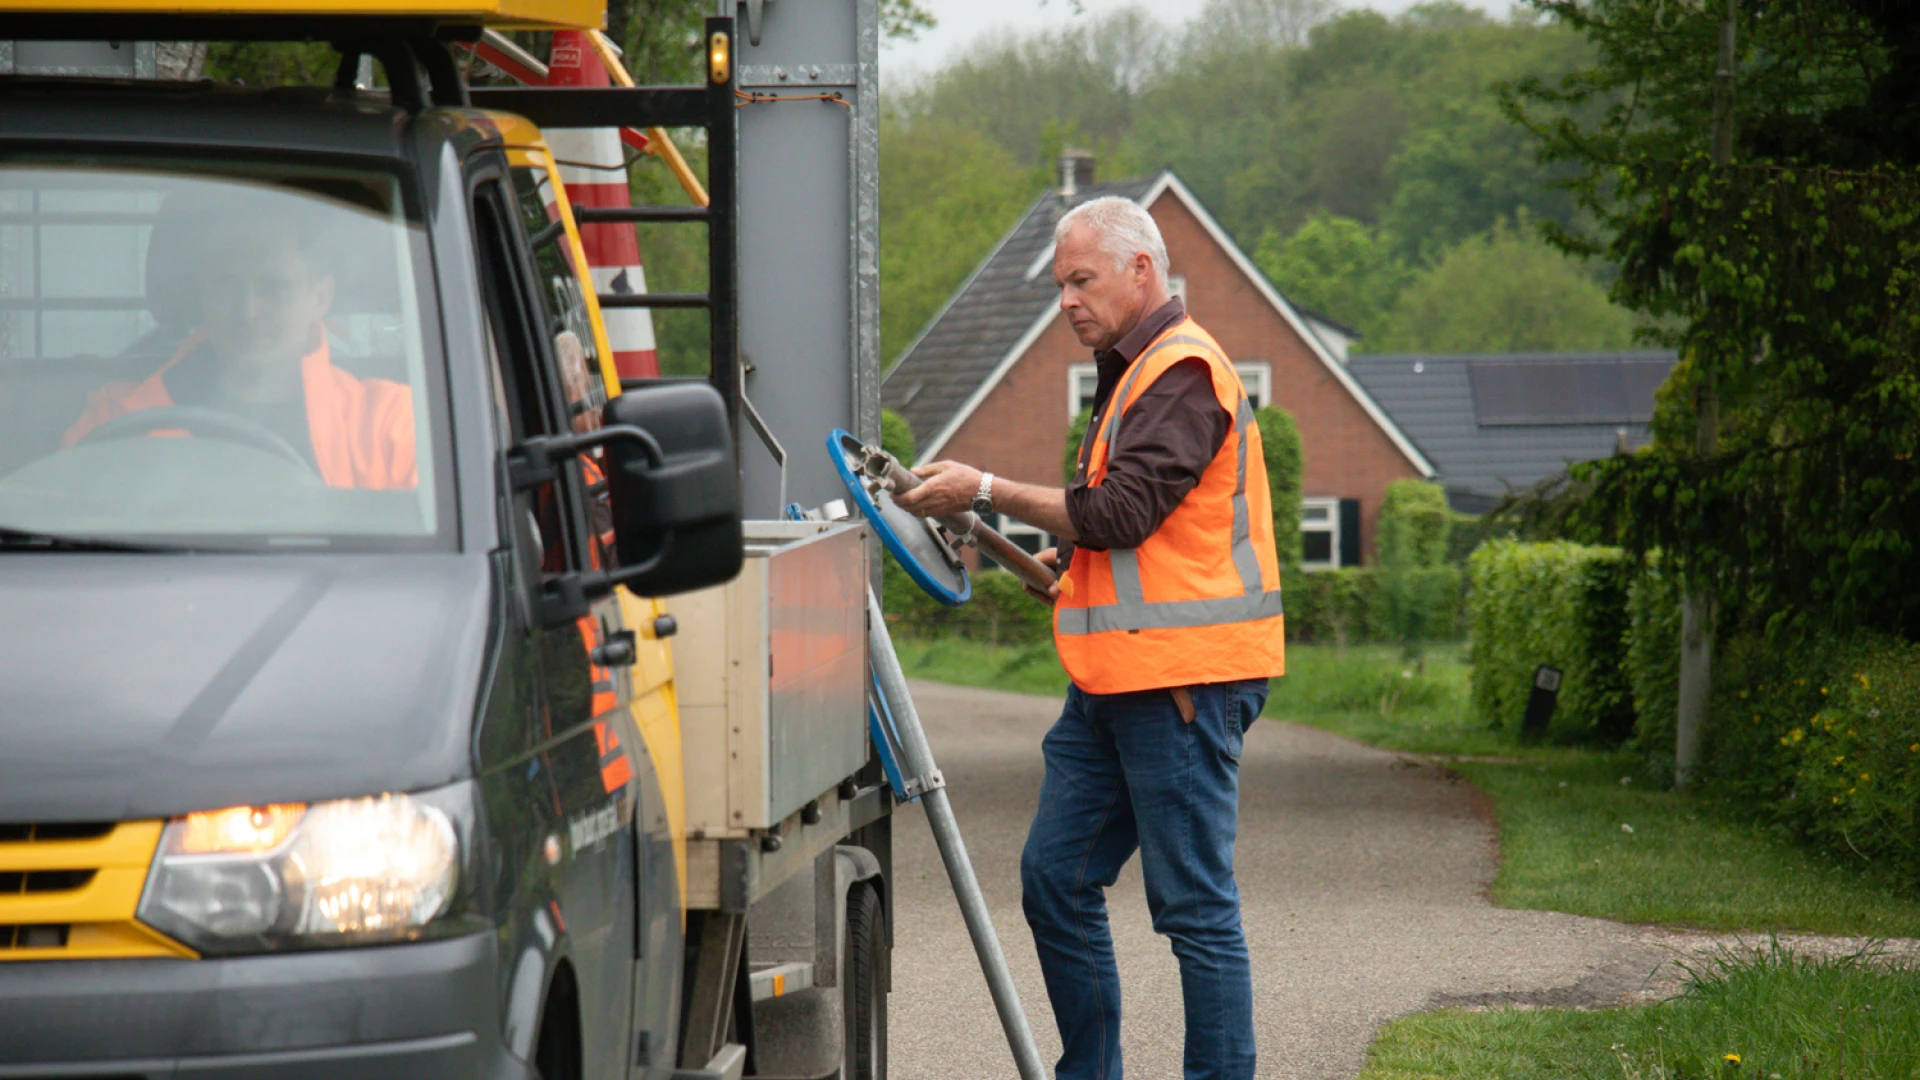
[883,680,1910,1080]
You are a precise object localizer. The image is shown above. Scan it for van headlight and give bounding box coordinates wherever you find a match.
[137,791,459,955]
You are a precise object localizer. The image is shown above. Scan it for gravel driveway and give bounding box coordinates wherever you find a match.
[885,680,1918,1080]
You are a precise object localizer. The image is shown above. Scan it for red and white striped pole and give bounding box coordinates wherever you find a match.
[545,29,659,380]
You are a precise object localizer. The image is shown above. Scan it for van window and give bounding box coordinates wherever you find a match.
[0,162,447,548]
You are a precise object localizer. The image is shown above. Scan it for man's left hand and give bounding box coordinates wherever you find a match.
[892,460,982,519]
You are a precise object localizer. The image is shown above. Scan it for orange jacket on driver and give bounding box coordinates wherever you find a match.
[1053,317,1286,694]
[62,332,417,490]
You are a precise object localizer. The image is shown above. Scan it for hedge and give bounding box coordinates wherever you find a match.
[1468,539,1634,742]
[882,559,1462,648]
[1281,566,1464,646]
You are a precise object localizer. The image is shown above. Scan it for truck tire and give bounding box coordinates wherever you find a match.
[843,880,887,1080]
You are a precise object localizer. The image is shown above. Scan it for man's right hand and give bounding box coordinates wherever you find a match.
[1026,547,1062,606]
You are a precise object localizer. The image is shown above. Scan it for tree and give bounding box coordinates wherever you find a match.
[1368,217,1635,353]
[880,408,917,467]
[879,118,1038,367]
[1506,0,1920,637]
[1377,479,1458,659]
[1252,213,1408,336]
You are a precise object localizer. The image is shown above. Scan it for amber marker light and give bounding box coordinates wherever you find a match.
[175,803,305,855]
[708,30,730,84]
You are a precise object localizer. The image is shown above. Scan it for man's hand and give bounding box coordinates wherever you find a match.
[892,460,982,519]
[1024,546,1063,606]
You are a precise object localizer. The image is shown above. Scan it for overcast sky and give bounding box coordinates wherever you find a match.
[880,0,1522,81]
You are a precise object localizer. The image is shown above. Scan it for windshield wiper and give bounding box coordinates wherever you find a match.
[0,527,182,554]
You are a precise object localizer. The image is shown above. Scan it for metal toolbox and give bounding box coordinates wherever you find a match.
[670,520,871,835]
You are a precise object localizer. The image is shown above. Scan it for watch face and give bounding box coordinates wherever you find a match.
[972,496,993,515]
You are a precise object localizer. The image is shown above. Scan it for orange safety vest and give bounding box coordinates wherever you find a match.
[61,330,417,490]
[1053,317,1287,694]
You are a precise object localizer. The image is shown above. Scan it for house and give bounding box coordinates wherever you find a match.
[1346,351,1679,513]
[882,154,1434,568]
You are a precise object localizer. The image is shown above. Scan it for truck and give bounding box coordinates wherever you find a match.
[0,2,896,1077]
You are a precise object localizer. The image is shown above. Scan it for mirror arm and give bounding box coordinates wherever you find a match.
[507,424,665,492]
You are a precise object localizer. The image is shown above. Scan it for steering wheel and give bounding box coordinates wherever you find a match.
[77,406,319,476]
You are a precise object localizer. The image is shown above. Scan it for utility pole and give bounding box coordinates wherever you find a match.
[1676,0,1735,789]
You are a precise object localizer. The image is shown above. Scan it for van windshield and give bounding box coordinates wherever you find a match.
[0,162,448,549]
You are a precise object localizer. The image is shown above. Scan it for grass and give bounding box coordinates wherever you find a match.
[1452,752,1920,937]
[1361,944,1920,1080]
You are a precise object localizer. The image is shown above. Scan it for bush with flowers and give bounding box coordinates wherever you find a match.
[1702,629,1920,886]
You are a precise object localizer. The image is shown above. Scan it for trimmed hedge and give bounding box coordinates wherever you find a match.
[1282,566,1464,646]
[1468,539,1634,742]
[1700,629,1920,887]
[881,559,1462,648]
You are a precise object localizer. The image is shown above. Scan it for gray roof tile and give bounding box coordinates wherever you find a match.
[1346,351,1677,513]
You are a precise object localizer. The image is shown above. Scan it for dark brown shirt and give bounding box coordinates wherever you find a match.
[1062,298,1232,568]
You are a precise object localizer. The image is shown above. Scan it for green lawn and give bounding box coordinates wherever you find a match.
[1361,945,1920,1080]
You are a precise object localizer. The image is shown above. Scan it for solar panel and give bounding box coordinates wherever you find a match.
[1468,357,1674,426]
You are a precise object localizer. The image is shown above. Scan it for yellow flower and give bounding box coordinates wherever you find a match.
[1725,1053,1742,1065]
[1833,796,1842,804]
[1860,773,1870,782]
[1821,686,1829,695]
[1789,728,1804,742]
[1857,673,1870,690]
[1909,744,1917,753]
[1835,755,1846,764]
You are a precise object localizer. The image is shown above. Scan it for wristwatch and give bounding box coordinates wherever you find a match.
[971,472,995,516]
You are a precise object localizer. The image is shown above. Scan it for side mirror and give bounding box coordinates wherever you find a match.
[602,381,743,597]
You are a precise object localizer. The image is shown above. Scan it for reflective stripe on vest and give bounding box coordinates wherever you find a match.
[1057,380,1282,637]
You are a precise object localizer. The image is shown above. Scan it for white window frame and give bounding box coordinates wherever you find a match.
[1299,496,1340,571]
[1167,273,1187,299]
[1235,362,1271,411]
[1068,362,1100,419]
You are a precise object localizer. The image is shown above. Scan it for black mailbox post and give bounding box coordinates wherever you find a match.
[1521,664,1562,742]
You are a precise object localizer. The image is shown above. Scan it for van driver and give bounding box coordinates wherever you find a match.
[62,204,417,489]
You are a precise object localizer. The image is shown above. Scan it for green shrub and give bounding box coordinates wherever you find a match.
[880,555,1053,645]
[1624,551,1683,780]
[1701,628,1920,887]
[879,407,916,466]
[1377,479,1450,568]
[1254,405,1304,571]
[1062,406,1091,484]
[1468,539,1634,742]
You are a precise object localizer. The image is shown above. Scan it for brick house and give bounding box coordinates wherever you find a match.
[882,158,1434,568]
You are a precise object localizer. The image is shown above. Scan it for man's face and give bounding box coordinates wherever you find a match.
[1054,223,1155,351]
[199,225,333,369]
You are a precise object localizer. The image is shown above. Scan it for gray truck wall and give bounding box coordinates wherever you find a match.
[734,0,879,519]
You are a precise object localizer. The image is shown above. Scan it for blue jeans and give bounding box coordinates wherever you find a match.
[1020,679,1267,1080]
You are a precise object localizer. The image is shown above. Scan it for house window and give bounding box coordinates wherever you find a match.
[1069,362,1100,418]
[1300,497,1339,570]
[1168,274,1187,299]
[984,513,1050,568]
[1235,362,1270,411]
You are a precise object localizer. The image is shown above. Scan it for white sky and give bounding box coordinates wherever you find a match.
[880,0,1521,81]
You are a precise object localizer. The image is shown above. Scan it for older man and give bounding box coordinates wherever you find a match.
[896,196,1286,1080]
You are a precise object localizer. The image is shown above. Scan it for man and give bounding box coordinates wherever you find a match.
[63,199,416,489]
[895,196,1286,1080]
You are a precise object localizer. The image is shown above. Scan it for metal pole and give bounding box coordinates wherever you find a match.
[866,588,1048,1080]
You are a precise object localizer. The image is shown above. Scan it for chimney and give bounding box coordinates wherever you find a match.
[1058,148,1095,197]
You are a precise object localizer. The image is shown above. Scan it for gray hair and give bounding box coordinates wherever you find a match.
[1054,196,1169,291]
